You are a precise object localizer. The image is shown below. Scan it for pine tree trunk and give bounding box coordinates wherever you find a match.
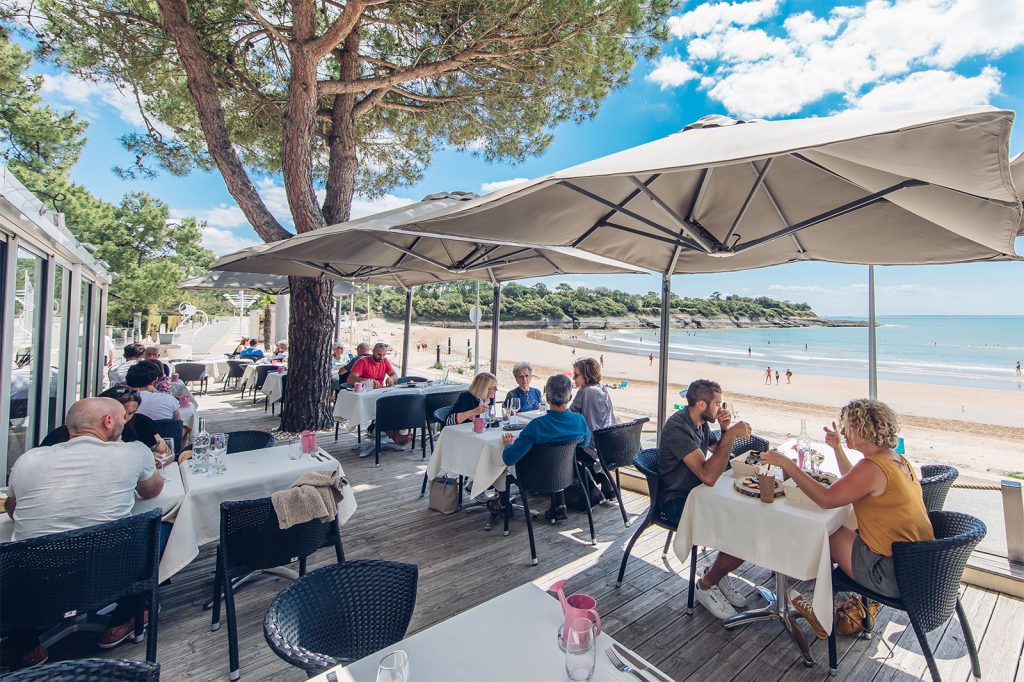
[280,276,334,430]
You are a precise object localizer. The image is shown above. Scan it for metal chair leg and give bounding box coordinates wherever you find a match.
[957,598,981,679]
[613,468,629,527]
[616,519,648,587]
[687,545,698,615]
[576,463,597,546]
[520,485,538,565]
[663,530,675,556]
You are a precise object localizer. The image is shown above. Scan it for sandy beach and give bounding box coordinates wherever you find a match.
[351,318,1024,484]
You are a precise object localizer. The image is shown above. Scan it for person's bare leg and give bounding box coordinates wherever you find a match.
[698,552,744,589]
[830,526,857,579]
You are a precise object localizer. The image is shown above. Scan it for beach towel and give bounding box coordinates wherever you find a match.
[271,469,348,529]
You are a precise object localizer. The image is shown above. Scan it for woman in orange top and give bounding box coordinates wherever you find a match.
[762,399,933,599]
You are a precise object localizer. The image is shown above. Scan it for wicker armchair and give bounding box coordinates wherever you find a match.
[0,510,162,664]
[373,394,427,466]
[211,498,344,680]
[150,419,184,455]
[920,464,958,511]
[505,440,589,565]
[591,417,650,527]
[174,362,209,396]
[224,430,276,454]
[1,658,160,681]
[828,511,986,681]
[222,359,251,392]
[264,560,418,676]
[423,390,463,453]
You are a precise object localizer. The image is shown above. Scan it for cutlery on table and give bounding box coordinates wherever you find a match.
[606,647,650,682]
[612,644,673,682]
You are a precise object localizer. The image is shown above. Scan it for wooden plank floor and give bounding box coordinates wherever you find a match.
[70,388,1024,681]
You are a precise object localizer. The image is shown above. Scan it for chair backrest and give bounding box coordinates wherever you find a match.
[514,440,581,494]
[633,448,661,502]
[424,389,463,418]
[174,362,207,381]
[919,464,958,512]
[395,376,428,385]
[1,658,161,681]
[431,406,454,429]
[264,560,418,673]
[225,430,277,454]
[220,499,340,578]
[893,510,985,633]
[0,509,161,634]
[592,417,649,468]
[253,364,275,390]
[151,419,184,454]
[730,434,769,457]
[226,360,251,378]
[374,393,427,432]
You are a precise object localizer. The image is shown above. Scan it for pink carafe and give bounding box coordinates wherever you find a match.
[550,580,601,640]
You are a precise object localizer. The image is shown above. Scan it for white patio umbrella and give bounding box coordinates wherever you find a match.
[178,271,362,296]
[210,192,646,375]
[386,106,1021,433]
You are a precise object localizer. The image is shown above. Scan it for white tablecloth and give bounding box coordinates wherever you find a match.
[317,583,669,682]
[427,422,516,493]
[333,383,465,431]
[262,372,287,406]
[179,357,230,380]
[241,363,285,392]
[178,406,199,445]
[0,463,186,544]
[159,444,356,581]
[672,439,859,634]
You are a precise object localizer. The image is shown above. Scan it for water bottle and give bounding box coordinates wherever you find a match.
[796,418,811,470]
[540,400,548,414]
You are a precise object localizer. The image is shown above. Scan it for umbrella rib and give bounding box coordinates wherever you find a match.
[723,158,773,246]
[475,247,531,267]
[560,180,698,246]
[752,164,805,254]
[688,168,713,221]
[600,220,703,251]
[535,250,563,275]
[371,234,451,270]
[571,175,659,248]
[628,176,717,254]
[734,179,926,253]
[462,244,503,269]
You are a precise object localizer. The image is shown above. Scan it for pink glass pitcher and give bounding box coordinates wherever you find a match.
[550,580,601,639]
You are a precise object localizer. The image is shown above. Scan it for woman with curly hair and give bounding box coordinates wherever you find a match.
[762,399,933,599]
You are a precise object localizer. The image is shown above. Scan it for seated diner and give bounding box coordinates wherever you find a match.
[570,357,616,431]
[447,372,498,425]
[504,361,542,412]
[348,342,397,388]
[125,361,182,422]
[239,339,264,360]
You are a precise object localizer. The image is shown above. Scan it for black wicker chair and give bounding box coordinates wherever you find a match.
[225,430,277,454]
[395,375,428,385]
[174,362,209,396]
[423,390,464,453]
[263,560,418,677]
[1,658,160,681]
[827,511,985,681]
[222,359,251,392]
[372,393,427,466]
[211,498,345,680]
[591,417,650,527]
[247,365,275,403]
[920,464,958,511]
[615,448,681,587]
[504,440,589,565]
[150,419,184,455]
[0,510,162,664]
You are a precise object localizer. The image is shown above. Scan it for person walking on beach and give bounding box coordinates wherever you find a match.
[774,370,780,385]
[764,367,772,384]
[786,369,793,384]
[600,354,604,367]
[649,353,654,366]
[1017,361,1021,377]
[747,347,751,358]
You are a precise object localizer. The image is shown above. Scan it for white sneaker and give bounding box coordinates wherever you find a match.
[694,581,738,620]
[703,568,749,609]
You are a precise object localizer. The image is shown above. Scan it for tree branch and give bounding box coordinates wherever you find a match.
[310,0,365,58]
[242,0,290,46]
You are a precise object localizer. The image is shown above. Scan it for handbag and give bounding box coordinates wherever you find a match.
[428,475,460,515]
[834,594,881,636]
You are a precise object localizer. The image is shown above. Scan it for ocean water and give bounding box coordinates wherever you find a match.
[591,316,1024,391]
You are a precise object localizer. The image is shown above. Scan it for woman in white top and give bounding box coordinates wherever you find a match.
[125,360,181,421]
[570,357,616,431]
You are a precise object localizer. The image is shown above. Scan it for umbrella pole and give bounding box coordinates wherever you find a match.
[474,281,480,371]
[348,293,354,346]
[334,296,343,344]
[490,283,501,375]
[868,265,878,399]
[657,273,671,443]
[401,287,413,377]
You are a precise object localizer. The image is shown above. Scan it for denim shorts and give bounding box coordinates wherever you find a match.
[851,533,900,598]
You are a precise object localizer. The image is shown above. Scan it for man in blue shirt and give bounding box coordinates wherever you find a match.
[239,339,264,360]
[502,374,590,522]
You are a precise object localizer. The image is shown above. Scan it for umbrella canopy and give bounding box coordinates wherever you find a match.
[395,106,1020,273]
[209,193,645,287]
[1013,151,1024,235]
[178,270,362,296]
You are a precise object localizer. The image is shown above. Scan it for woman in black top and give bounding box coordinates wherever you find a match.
[40,386,170,459]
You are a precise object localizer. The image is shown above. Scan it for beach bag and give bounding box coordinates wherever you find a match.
[428,475,460,514]
[565,468,607,511]
[834,594,881,636]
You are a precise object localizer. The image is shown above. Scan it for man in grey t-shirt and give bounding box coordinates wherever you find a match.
[658,379,755,621]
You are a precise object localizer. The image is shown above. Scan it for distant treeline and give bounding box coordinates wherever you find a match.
[366,282,817,322]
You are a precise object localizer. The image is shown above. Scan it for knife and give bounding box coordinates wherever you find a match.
[613,644,674,682]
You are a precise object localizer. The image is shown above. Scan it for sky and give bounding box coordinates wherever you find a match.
[29,0,1024,317]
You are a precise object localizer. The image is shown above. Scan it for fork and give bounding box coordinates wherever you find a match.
[606,647,650,682]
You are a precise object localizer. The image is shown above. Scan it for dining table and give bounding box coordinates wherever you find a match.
[311,582,673,682]
[240,362,286,393]
[671,437,858,667]
[333,382,466,432]
[262,371,287,408]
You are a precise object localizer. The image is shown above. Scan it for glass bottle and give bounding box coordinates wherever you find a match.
[796,418,811,470]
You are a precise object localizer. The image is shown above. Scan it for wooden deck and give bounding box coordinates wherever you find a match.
[74,388,1024,681]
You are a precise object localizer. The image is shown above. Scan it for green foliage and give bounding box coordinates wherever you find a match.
[362,282,818,323]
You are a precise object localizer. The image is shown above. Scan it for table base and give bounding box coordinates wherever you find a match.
[722,573,815,667]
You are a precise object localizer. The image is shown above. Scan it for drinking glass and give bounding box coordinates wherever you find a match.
[810,449,826,474]
[509,396,520,421]
[376,650,409,682]
[208,433,228,476]
[191,443,209,474]
[564,617,597,682]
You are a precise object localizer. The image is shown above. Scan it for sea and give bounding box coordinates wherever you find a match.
[588,316,1024,392]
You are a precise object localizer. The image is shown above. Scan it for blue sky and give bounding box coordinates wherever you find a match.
[31,0,1024,316]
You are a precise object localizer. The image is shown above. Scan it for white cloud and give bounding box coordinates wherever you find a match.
[39,72,171,134]
[646,55,700,89]
[480,178,529,194]
[171,205,248,230]
[197,226,261,255]
[652,0,1024,118]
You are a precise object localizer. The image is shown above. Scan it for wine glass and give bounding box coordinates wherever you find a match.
[810,449,826,475]
[376,650,409,682]
[509,396,520,422]
[564,617,597,682]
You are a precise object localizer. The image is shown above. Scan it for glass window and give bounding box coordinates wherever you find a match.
[77,280,93,399]
[45,263,67,433]
[8,247,44,466]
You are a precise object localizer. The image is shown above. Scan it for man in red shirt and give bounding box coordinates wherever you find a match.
[349,342,398,388]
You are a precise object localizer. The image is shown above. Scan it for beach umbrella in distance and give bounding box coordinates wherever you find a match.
[210,192,646,375]
[388,106,1021,435]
